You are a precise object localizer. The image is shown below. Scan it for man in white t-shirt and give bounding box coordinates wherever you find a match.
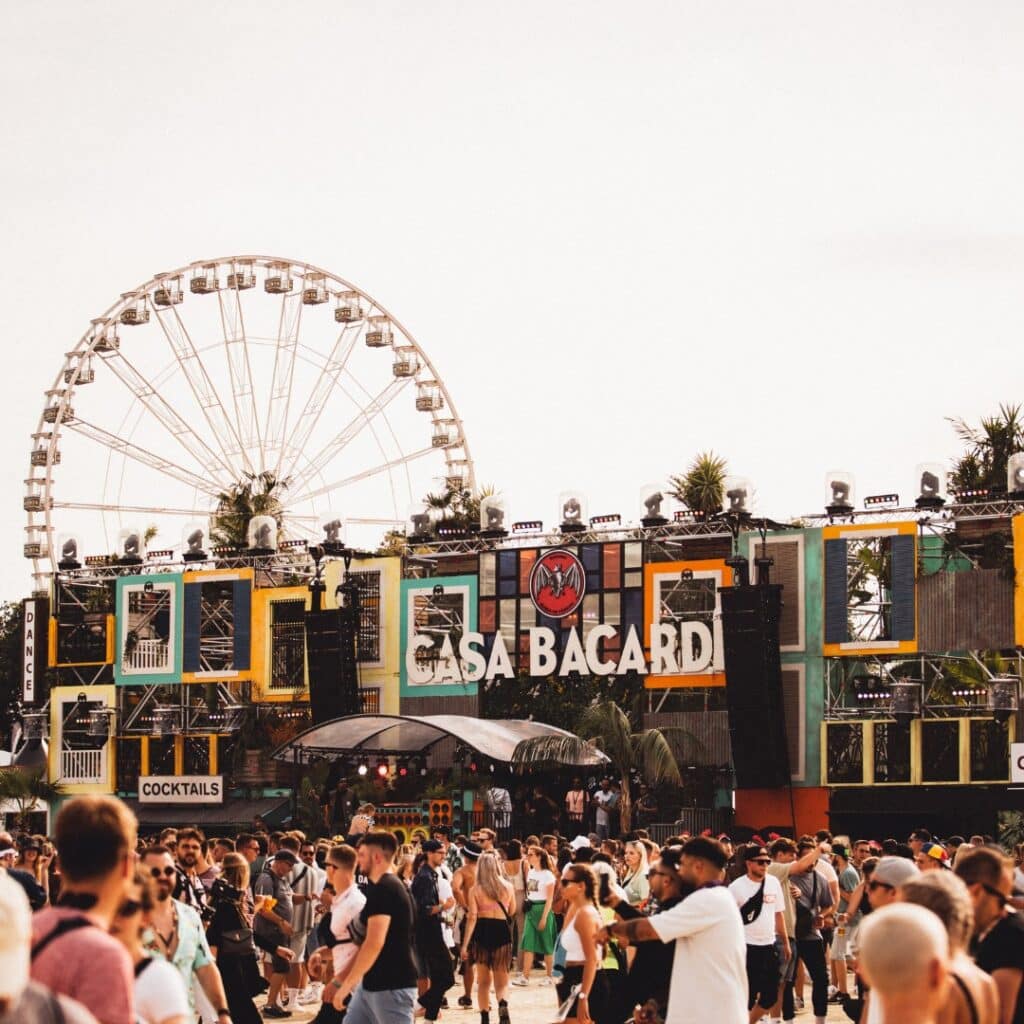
[592,779,616,840]
[319,844,366,1018]
[729,845,788,1024]
[599,836,747,1024]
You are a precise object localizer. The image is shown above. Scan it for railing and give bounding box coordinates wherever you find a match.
[60,747,105,784]
[124,639,169,670]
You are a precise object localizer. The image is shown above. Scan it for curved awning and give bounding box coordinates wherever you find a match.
[271,714,608,767]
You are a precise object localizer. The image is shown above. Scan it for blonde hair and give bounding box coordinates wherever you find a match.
[899,872,973,953]
[476,851,512,904]
[625,840,650,878]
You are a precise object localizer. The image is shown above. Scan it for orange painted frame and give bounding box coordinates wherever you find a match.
[821,520,917,658]
[643,558,732,688]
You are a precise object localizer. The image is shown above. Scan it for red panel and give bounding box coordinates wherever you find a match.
[603,544,621,588]
[520,549,536,593]
[734,787,830,839]
[479,600,495,632]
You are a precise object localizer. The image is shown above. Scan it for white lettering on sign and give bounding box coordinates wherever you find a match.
[405,622,721,682]
[1011,743,1024,784]
[138,776,224,804]
[22,601,36,703]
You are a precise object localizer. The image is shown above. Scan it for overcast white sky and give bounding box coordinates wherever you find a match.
[2,1,1023,592]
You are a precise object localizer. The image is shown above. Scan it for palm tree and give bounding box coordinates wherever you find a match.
[511,701,697,834]
[669,451,727,517]
[948,403,1024,494]
[211,471,290,548]
[0,769,65,831]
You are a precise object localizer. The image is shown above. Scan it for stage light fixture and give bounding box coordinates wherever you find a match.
[864,493,899,508]
[640,484,668,528]
[723,476,751,516]
[825,471,855,515]
[376,760,389,779]
[559,490,587,534]
[247,515,277,554]
[1008,454,1024,498]
[988,676,1020,725]
[58,534,81,570]
[182,522,208,563]
[914,463,946,511]
[357,761,369,777]
[118,525,144,566]
[890,681,923,725]
[480,495,508,537]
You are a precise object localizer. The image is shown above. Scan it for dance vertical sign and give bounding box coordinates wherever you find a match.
[22,598,45,702]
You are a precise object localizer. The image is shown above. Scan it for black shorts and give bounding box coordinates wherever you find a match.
[746,943,780,1010]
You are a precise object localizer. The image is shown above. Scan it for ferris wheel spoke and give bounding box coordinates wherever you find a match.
[286,377,413,495]
[291,446,436,504]
[276,325,361,484]
[154,304,251,479]
[263,292,303,479]
[217,284,264,469]
[53,501,215,517]
[65,419,223,498]
[95,349,235,486]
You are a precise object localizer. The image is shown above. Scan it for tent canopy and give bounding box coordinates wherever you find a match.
[272,714,607,767]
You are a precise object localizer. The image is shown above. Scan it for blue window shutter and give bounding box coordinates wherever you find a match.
[183,583,201,672]
[824,539,849,644]
[890,535,916,641]
[233,580,251,670]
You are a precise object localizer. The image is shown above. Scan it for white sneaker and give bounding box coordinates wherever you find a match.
[511,975,529,987]
[298,985,321,1005]
[539,977,554,987]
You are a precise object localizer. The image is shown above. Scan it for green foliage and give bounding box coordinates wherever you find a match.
[211,471,290,548]
[668,452,727,516]
[510,699,701,833]
[0,770,66,829]
[948,403,1024,493]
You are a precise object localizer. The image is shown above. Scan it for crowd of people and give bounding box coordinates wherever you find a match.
[1,794,1023,1024]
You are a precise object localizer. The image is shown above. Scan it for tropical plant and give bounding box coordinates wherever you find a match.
[669,452,727,517]
[0,769,66,830]
[510,701,696,833]
[948,403,1024,494]
[211,471,290,548]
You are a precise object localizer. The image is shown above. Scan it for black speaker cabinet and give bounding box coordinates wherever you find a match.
[719,584,790,789]
[305,609,360,724]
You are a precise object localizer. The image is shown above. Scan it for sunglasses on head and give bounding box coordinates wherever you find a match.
[117,898,143,917]
[150,866,176,878]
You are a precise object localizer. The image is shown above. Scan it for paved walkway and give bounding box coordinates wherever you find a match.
[264,977,853,1023]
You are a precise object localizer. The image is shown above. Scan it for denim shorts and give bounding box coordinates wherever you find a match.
[344,983,418,1024]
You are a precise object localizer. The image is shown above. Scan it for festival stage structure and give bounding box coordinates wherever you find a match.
[10,256,1024,838]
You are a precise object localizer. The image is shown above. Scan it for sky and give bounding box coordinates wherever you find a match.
[2,1,1023,593]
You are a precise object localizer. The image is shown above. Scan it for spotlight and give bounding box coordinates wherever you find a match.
[559,491,587,534]
[890,681,923,725]
[825,472,855,515]
[723,477,751,516]
[357,761,368,777]
[247,515,277,554]
[988,677,1020,725]
[182,522,208,563]
[914,463,946,510]
[376,760,389,779]
[1009,454,1024,499]
[641,485,667,528]
[118,526,144,566]
[58,535,81,570]
[397,759,409,778]
[480,496,508,537]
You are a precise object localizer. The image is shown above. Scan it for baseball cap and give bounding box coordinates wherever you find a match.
[421,839,444,853]
[274,849,299,865]
[0,873,31,1000]
[569,835,591,851]
[872,856,920,888]
[742,845,771,862]
[920,842,950,867]
[832,843,850,859]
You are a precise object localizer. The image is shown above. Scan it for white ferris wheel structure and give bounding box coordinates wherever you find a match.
[24,255,475,590]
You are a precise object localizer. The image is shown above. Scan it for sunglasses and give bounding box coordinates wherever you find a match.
[117,898,144,917]
[980,883,1008,907]
[301,851,315,857]
[751,858,771,866]
[868,880,894,892]
[150,866,177,878]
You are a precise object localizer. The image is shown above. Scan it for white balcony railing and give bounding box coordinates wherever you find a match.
[125,639,169,671]
[60,748,105,784]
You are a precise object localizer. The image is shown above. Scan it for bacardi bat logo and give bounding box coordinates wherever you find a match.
[529,549,586,618]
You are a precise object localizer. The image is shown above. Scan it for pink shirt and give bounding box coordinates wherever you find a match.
[31,907,135,1024]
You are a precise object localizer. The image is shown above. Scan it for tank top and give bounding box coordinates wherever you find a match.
[560,904,602,962]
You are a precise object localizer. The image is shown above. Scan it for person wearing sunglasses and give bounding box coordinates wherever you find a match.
[730,846,788,1024]
[141,845,232,1024]
[110,868,190,1024]
[956,847,1024,1024]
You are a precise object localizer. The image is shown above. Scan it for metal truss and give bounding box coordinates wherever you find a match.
[803,498,1024,528]
[823,651,1024,720]
[118,681,246,735]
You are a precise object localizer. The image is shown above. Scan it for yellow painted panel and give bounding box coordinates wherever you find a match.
[47,684,117,794]
[251,585,311,701]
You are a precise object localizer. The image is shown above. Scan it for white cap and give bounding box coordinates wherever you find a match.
[0,873,31,1000]
[569,835,591,851]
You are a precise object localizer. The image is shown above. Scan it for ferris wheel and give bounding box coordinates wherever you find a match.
[24,256,475,589]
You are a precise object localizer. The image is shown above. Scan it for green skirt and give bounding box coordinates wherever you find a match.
[520,901,556,955]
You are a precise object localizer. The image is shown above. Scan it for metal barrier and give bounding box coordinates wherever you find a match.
[60,747,105,784]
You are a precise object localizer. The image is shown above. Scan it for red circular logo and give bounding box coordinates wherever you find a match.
[529,549,586,618]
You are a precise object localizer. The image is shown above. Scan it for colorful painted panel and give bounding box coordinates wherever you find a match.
[113,574,183,685]
[400,575,479,697]
[181,568,253,682]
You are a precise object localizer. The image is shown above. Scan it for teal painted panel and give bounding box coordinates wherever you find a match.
[400,575,479,698]
[114,573,184,685]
